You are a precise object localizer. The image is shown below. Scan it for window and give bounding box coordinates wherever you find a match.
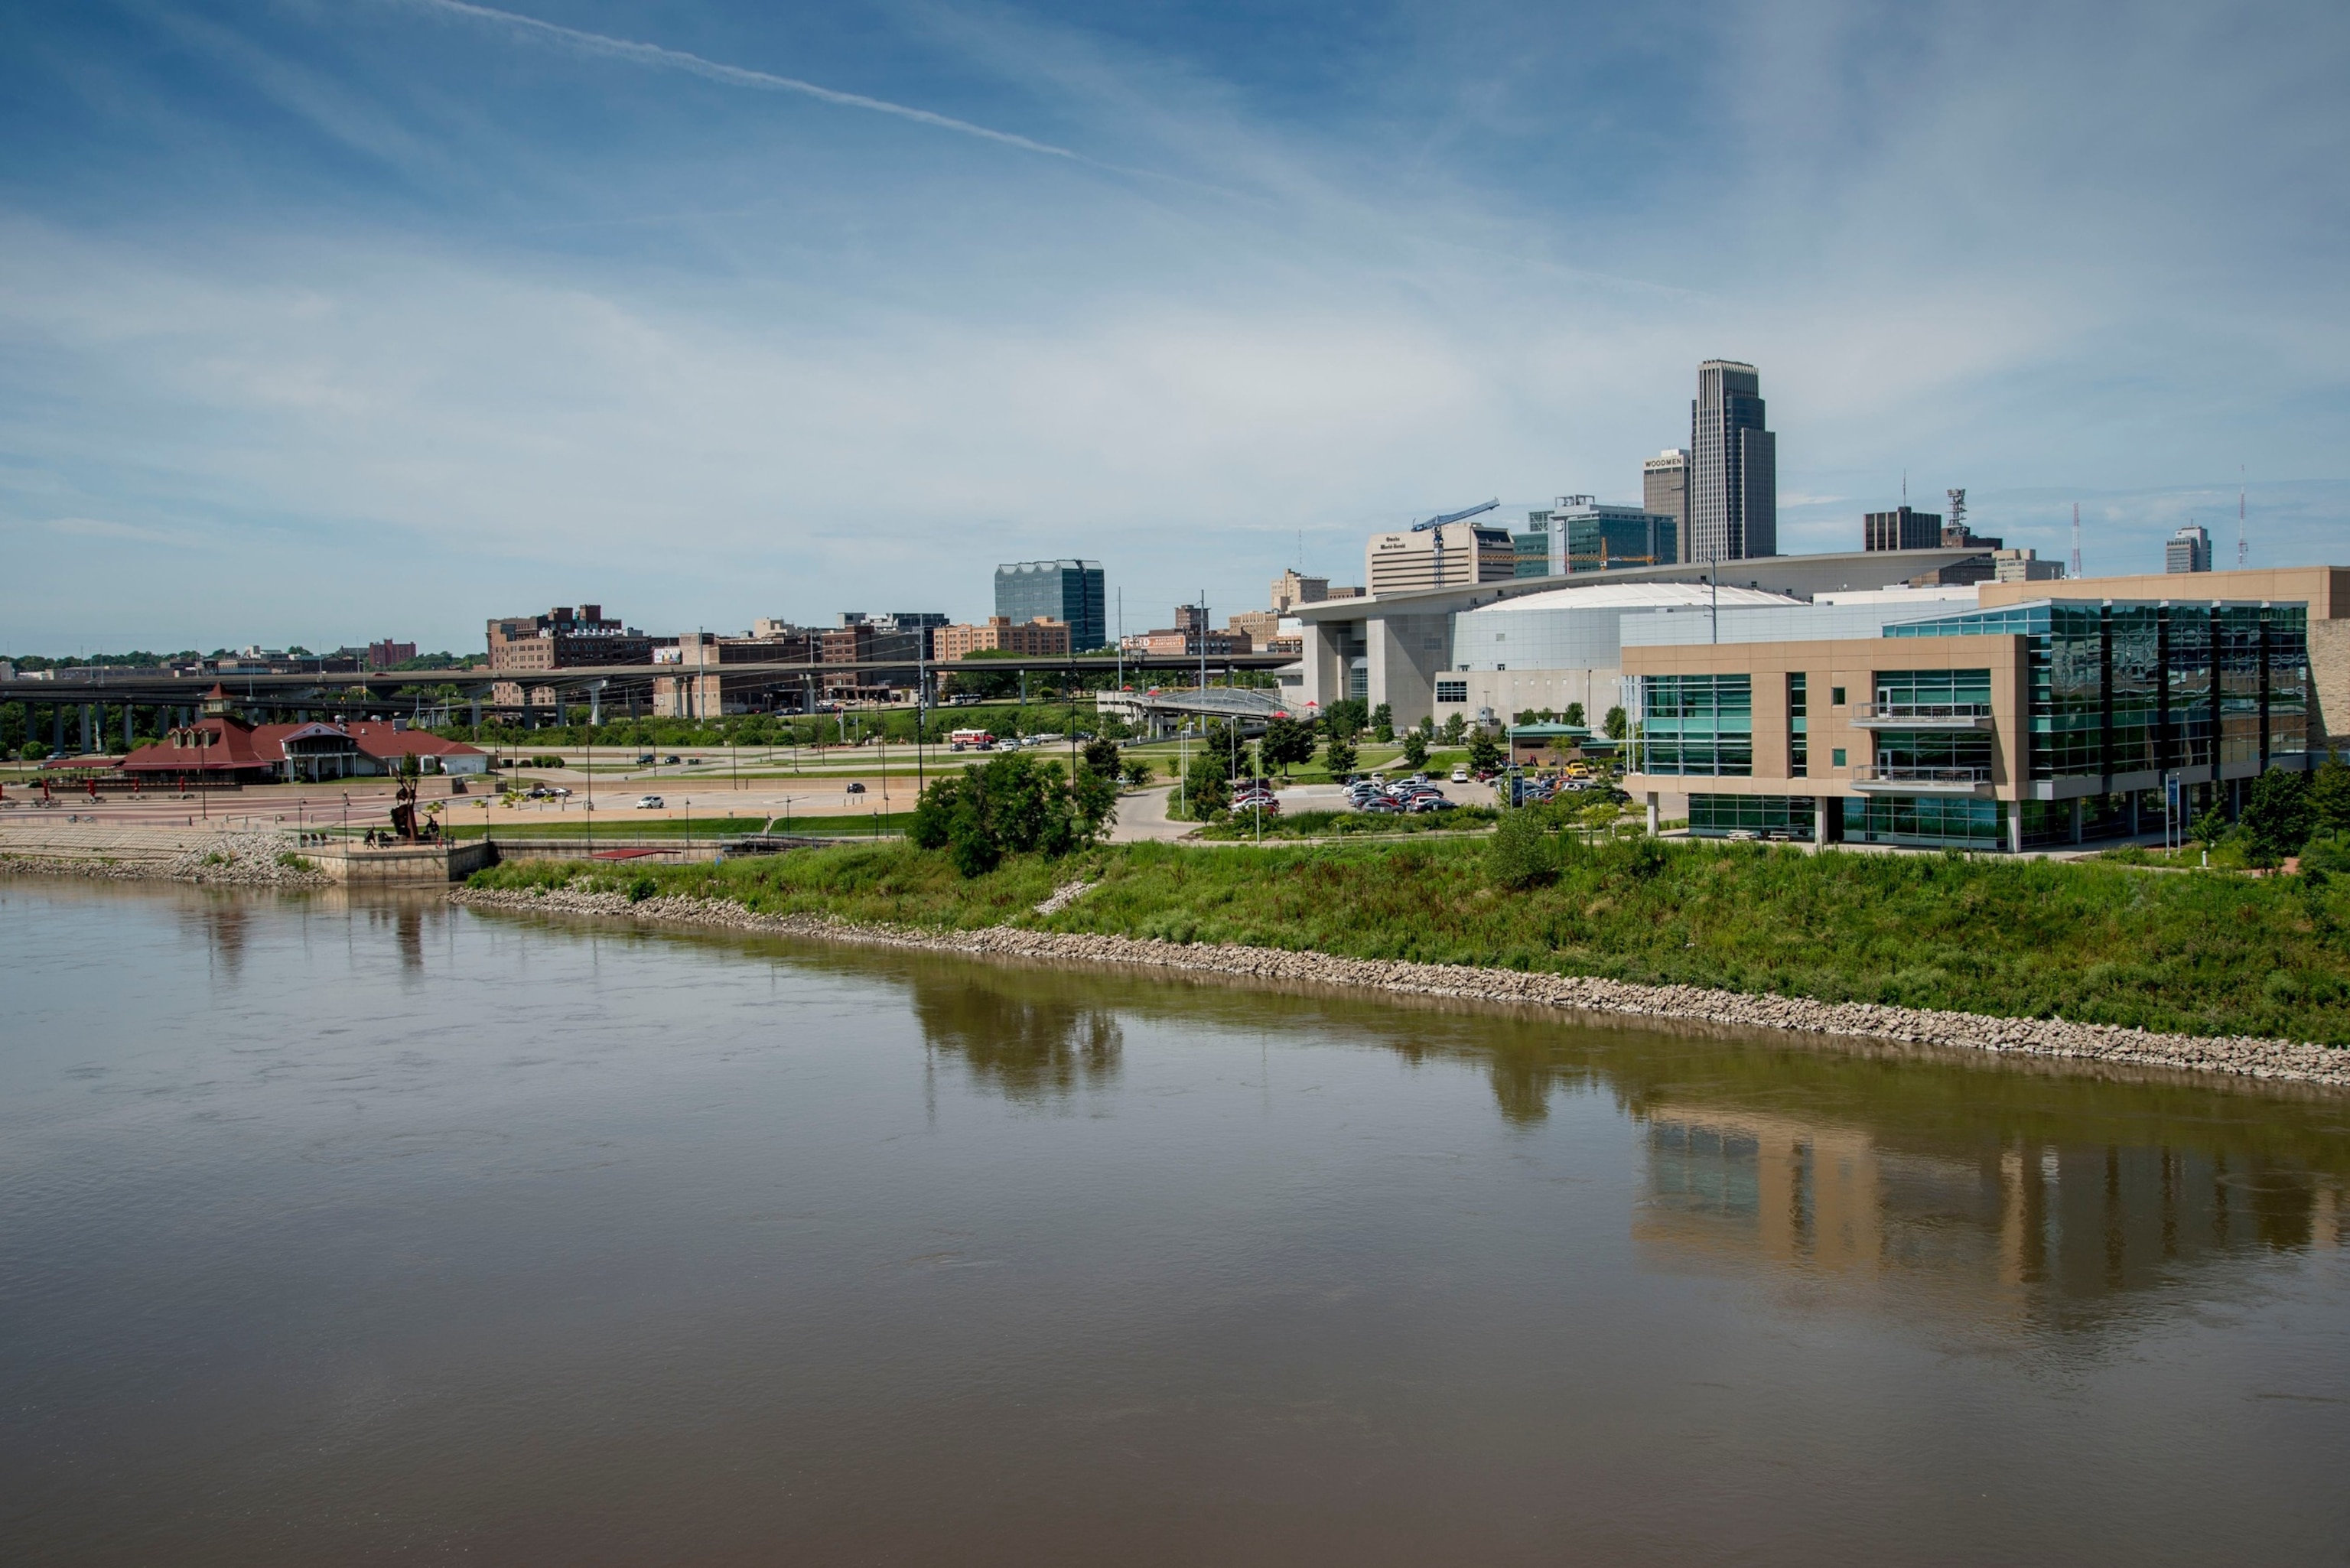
[1788,672,1808,778]
[1688,794,1815,838]
[1831,747,1846,768]
[1831,686,1846,706]
[1637,674,1752,776]
[1435,679,1467,703]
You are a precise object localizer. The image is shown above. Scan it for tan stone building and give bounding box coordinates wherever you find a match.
[934,616,1072,661]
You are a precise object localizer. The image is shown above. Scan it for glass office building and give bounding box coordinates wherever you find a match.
[1886,599,2308,780]
[994,561,1107,652]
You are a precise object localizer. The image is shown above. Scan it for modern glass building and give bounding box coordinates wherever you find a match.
[1622,582,2324,853]
[993,561,1106,652]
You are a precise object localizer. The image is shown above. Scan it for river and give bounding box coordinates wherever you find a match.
[4,880,2347,1564]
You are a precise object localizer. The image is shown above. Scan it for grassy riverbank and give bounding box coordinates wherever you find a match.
[468,835,2350,1045]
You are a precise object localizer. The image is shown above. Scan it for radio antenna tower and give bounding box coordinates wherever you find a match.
[2238,468,2248,568]
[2069,503,2082,581]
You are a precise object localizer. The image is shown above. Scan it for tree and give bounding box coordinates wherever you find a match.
[1183,751,1230,818]
[1564,701,1586,728]
[1082,736,1121,776]
[1261,716,1317,776]
[1467,727,1503,774]
[1372,702,1394,742]
[1488,807,1555,890]
[1323,733,1359,779]
[909,753,1116,877]
[1603,705,1628,741]
[1323,699,1368,740]
[1440,711,1466,747]
[2239,769,2312,865]
[1122,758,1154,789]
[2309,755,2350,838]
[2191,802,2231,849]
[1400,729,1429,769]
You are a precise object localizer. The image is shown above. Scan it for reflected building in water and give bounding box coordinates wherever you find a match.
[1638,1103,2343,1317]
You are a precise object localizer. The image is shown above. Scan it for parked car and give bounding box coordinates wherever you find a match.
[548,786,571,798]
[1406,795,1457,813]
[1359,795,1403,813]
[635,795,664,809]
[525,785,552,799]
[845,781,866,795]
[661,754,682,765]
[1450,766,1470,783]
[635,753,656,765]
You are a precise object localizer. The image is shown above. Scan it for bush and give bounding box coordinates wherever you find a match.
[1488,808,1555,890]
[1122,759,1154,789]
[908,752,1117,877]
[1400,730,1430,769]
[1181,753,1230,819]
[2302,831,2350,877]
[2241,769,2312,865]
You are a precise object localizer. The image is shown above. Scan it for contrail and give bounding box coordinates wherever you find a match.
[399,0,1086,162]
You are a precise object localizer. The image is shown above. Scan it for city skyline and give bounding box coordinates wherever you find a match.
[5,1,2348,652]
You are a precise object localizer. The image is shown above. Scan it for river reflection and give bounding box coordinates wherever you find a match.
[5,879,2348,1567]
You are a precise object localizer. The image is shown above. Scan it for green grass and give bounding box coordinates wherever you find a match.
[1194,806,1502,840]
[444,810,914,840]
[470,832,2350,1044]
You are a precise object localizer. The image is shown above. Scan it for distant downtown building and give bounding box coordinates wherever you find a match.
[1642,449,1690,541]
[995,561,1106,652]
[2168,525,2214,574]
[1689,360,1776,562]
[933,616,1072,661]
[1366,521,1516,595]
[1863,506,1943,553]
[486,603,655,708]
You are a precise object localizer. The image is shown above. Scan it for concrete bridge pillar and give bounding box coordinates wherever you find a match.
[124,705,134,748]
[80,704,93,753]
[53,704,63,753]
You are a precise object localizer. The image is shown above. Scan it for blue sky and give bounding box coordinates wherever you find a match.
[3,0,2346,655]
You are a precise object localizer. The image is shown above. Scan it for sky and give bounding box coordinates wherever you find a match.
[2,0,2346,656]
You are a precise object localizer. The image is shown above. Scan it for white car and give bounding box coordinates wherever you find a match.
[634,795,665,810]
[1450,766,1470,783]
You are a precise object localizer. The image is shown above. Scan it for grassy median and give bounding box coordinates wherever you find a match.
[469,834,2350,1045]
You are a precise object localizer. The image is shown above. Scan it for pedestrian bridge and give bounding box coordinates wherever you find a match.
[1098,686,1298,737]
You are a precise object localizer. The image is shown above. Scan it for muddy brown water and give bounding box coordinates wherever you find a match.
[4,879,2348,1566]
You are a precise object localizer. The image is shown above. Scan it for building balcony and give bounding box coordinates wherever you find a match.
[1850,765,1994,793]
[1848,702,1994,730]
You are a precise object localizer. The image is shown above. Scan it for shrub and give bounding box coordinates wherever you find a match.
[1488,808,1555,890]
[1400,730,1430,769]
[2240,770,2312,865]
[1122,759,1154,789]
[2302,831,2350,877]
[275,852,314,871]
[627,873,658,902]
[909,752,1117,877]
[2310,756,2350,836]
[1182,753,1230,819]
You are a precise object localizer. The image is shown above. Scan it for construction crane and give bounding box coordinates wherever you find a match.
[1410,499,1499,533]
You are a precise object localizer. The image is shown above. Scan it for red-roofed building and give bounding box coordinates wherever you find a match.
[120,689,487,783]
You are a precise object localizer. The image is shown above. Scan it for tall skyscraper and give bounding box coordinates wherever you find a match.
[2166,525,2212,574]
[1642,449,1689,540]
[1688,361,1776,562]
[994,561,1106,651]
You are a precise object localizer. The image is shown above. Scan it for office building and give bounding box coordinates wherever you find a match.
[1689,361,1776,562]
[1992,548,2064,583]
[2168,525,2214,574]
[1514,515,1557,578]
[1366,522,1517,596]
[366,639,417,670]
[1553,496,1678,574]
[486,604,654,708]
[996,561,1106,652]
[934,616,1071,661]
[1643,450,1691,540]
[1863,506,1943,553]
[1617,564,2343,853]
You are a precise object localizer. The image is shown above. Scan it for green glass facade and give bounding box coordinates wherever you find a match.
[1886,599,2309,782]
[1639,675,1751,776]
[1688,793,1814,837]
[1849,795,2007,848]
